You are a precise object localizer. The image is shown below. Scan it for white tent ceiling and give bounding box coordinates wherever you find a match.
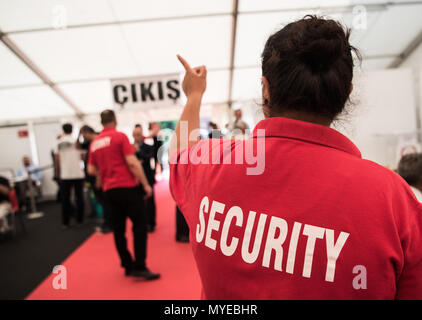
[0,0,422,123]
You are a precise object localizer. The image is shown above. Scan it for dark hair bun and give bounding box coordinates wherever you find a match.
[296,17,346,72]
[261,15,359,120]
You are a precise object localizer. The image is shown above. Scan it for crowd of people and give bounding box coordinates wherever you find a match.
[47,111,208,279]
[0,101,249,267]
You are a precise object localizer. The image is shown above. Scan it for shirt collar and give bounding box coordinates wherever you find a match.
[102,126,116,133]
[251,117,362,158]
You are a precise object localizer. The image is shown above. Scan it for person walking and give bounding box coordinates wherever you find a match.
[79,125,112,233]
[54,123,85,228]
[88,110,160,280]
[133,125,157,232]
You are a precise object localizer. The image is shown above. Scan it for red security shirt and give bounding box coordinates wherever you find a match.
[88,127,138,191]
[170,117,422,300]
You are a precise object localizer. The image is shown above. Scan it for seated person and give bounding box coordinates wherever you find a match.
[0,176,11,233]
[16,156,43,212]
[16,156,43,188]
[398,153,422,202]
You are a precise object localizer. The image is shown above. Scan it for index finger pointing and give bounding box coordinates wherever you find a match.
[177,55,192,72]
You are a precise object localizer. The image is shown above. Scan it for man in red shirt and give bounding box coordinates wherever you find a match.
[88,110,160,280]
[169,32,422,299]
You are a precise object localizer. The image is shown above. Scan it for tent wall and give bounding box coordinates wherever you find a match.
[399,41,422,145]
[32,121,63,198]
[0,124,31,176]
[336,68,418,169]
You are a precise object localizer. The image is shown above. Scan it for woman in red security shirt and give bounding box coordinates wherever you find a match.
[169,16,422,299]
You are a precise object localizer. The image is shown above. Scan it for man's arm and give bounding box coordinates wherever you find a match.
[0,184,9,196]
[125,154,152,198]
[87,164,102,190]
[0,177,10,196]
[76,129,83,149]
[32,165,43,183]
[168,55,207,157]
[87,164,98,177]
[54,153,60,181]
[95,173,102,190]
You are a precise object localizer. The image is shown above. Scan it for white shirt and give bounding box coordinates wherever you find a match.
[55,135,84,180]
[410,186,422,202]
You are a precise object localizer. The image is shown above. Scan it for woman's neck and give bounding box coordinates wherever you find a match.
[267,110,332,127]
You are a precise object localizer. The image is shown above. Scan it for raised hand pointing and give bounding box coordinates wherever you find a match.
[177,55,207,98]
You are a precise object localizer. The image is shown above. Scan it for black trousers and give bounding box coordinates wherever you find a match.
[176,206,189,239]
[145,189,156,228]
[105,186,147,270]
[61,179,85,226]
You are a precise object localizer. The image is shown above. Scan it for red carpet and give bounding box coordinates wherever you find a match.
[26,179,202,300]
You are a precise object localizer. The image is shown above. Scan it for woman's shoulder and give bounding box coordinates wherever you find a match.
[358,158,421,207]
[358,158,405,184]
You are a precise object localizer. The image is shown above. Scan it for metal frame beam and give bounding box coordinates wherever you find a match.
[0,53,400,91]
[3,1,422,36]
[227,0,239,109]
[389,29,422,68]
[0,29,84,118]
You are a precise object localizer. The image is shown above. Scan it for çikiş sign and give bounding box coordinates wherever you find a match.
[110,73,181,109]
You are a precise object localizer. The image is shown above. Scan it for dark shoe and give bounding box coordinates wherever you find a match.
[125,268,132,276]
[129,269,160,280]
[99,227,112,234]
